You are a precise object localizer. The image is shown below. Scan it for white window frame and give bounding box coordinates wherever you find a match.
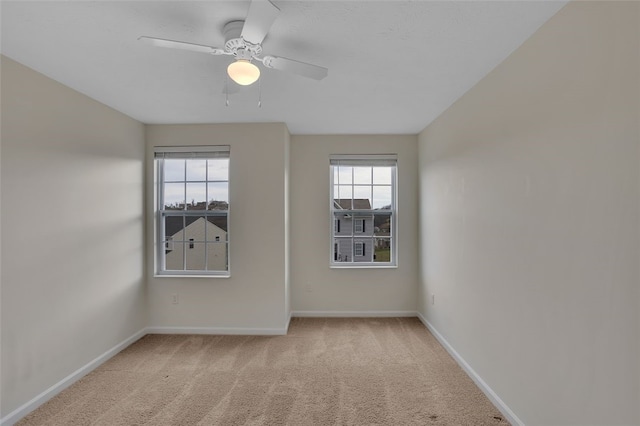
[354,242,364,257]
[330,154,397,268]
[154,146,230,277]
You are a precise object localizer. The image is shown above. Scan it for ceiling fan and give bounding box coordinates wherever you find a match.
[139,0,328,87]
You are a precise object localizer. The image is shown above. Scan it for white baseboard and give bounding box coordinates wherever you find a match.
[146,325,288,336]
[416,312,524,426]
[284,311,293,332]
[291,310,417,317]
[0,328,147,426]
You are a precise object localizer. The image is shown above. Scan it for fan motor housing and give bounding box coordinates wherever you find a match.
[223,20,262,57]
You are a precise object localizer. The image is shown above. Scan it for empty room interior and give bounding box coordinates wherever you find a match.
[1,1,639,425]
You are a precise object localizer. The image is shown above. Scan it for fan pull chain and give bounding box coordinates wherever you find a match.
[225,76,230,107]
[258,77,262,108]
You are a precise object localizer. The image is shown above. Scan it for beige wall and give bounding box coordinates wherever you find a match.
[418,2,640,425]
[290,135,419,313]
[0,56,146,416]
[145,123,290,332]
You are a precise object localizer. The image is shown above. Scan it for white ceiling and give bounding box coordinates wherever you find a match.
[1,1,566,134]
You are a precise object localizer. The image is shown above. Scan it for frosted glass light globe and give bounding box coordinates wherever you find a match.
[227,60,260,86]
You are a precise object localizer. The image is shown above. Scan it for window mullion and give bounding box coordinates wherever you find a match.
[370,167,374,208]
[183,160,187,270]
[204,217,209,271]
[183,159,187,211]
[351,166,354,208]
[204,160,209,271]
[181,215,187,271]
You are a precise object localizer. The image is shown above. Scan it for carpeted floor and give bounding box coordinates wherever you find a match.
[18,317,509,425]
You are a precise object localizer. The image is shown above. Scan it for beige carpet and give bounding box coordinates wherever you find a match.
[18,318,509,425]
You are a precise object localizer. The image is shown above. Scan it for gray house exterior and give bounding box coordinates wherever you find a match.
[333,199,375,263]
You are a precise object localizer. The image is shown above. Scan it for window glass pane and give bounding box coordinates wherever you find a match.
[186,183,206,210]
[208,182,229,209]
[373,167,392,185]
[374,214,392,237]
[353,166,372,185]
[207,215,228,234]
[164,183,184,210]
[337,166,353,185]
[333,212,352,236]
[207,159,229,181]
[374,238,391,262]
[334,237,352,262]
[353,237,371,262]
[372,185,392,209]
[164,241,185,270]
[164,236,175,251]
[164,159,185,182]
[353,186,372,208]
[183,216,206,242]
[206,215,228,271]
[164,216,185,242]
[207,242,228,271]
[185,242,206,270]
[186,159,207,181]
[334,186,352,209]
[164,215,185,271]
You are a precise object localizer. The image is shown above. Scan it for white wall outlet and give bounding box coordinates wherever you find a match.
[305,282,313,293]
[171,293,179,304]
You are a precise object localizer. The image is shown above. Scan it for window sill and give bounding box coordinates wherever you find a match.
[330,264,397,269]
[154,273,230,279]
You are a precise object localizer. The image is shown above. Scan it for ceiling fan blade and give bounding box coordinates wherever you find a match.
[138,36,226,55]
[262,55,328,80]
[241,0,280,45]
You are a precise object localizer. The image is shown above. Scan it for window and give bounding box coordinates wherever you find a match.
[155,146,230,276]
[330,155,397,267]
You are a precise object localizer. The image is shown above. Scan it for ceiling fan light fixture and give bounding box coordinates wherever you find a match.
[227,59,260,86]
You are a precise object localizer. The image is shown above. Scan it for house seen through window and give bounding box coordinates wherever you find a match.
[330,155,397,267]
[154,146,230,276]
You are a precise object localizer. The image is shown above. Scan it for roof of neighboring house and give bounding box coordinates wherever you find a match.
[334,199,372,210]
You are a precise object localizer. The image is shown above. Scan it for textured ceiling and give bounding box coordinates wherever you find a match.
[0,1,566,134]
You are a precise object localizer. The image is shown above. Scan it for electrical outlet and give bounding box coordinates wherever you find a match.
[172,293,179,305]
[431,293,435,305]
[305,282,313,293]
